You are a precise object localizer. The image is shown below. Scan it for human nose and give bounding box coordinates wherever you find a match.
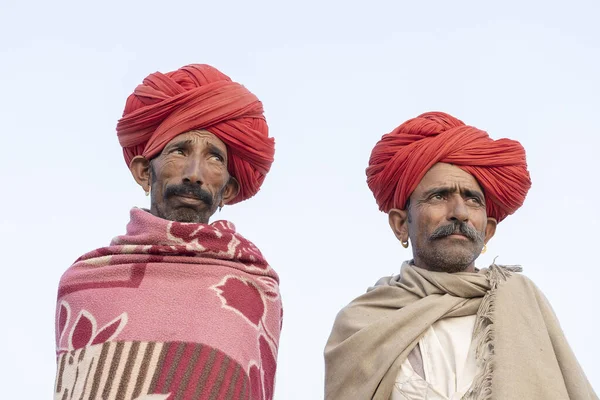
[448,196,469,222]
[182,157,206,185]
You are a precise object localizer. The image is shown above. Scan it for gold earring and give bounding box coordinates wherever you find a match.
[481,244,487,254]
[401,239,409,249]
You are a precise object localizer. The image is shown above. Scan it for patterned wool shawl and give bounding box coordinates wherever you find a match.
[324,262,597,400]
[55,208,282,400]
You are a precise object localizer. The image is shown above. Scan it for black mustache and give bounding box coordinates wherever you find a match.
[165,183,213,207]
[429,222,483,242]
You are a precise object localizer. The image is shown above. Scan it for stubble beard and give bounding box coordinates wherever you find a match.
[150,189,219,224]
[160,206,211,223]
[412,221,486,273]
[148,162,217,224]
[414,243,480,273]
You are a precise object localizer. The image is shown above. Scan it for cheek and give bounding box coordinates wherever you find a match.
[470,210,488,232]
[155,161,183,183]
[420,218,437,237]
[409,214,431,241]
[205,166,230,188]
[417,207,446,232]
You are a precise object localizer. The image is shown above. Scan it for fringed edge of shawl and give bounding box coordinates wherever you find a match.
[463,263,522,400]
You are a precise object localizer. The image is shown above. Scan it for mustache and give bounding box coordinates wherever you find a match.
[164,183,214,208]
[429,221,484,242]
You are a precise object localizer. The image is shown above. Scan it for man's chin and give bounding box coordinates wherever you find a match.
[422,247,478,273]
[162,206,213,224]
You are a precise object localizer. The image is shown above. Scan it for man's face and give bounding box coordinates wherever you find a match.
[390,163,496,273]
[143,130,238,223]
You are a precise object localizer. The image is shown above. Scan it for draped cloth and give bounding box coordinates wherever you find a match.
[116,64,275,204]
[366,112,532,222]
[324,263,597,400]
[55,208,282,400]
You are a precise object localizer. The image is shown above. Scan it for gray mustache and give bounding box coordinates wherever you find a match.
[429,222,483,242]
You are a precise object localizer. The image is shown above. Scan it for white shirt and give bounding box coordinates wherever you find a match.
[390,315,478,400]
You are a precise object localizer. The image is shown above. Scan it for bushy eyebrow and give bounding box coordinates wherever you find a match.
[162,140,226,161]
[421,186,484,202]
[163,139,193,153]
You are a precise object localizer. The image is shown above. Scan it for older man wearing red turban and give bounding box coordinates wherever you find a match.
[325,112,597,400]
[55,64,281,400]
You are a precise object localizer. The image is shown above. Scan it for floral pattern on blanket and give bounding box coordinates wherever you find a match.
[56,209,282,400]
[56,300,128,355]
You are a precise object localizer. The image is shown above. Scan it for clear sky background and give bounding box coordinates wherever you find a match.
[1,0,598,398]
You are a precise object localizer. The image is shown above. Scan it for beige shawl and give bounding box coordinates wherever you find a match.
[324,263,597,399]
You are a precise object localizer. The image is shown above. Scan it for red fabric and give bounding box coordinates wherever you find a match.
[55,208,282,399]
[116,64,275,204]
[366,112,531,222]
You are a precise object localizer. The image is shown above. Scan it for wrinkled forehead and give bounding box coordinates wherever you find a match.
[413,162,484,195]
[165,129,228,154]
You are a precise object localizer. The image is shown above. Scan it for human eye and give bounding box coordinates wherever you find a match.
[429,193,445,201]
[169,147,185,155]
[209,153,224,163]
[467,196,483,206]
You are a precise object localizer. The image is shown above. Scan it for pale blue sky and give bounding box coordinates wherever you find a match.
[1,0,598,398]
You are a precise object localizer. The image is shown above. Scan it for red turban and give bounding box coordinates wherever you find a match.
[366,112,531,222]
[116,64,274,204]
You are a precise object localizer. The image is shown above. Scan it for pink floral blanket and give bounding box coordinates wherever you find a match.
[55,208,282,400]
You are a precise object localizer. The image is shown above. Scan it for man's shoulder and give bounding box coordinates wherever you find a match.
[499,267,552,304]
[369,274,397,290]
[504,267,537,286]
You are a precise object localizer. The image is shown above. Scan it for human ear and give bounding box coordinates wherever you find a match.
[389,208,410,245]
[220,176,240,206]
[129,156,151,193]
[484,217,497,243]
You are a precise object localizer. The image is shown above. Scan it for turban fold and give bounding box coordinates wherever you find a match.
[366,112,531,222]
[116,64,274,204]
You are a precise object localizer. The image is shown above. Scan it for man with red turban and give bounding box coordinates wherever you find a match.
[54,64,281,400]
[324,112,597,399]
